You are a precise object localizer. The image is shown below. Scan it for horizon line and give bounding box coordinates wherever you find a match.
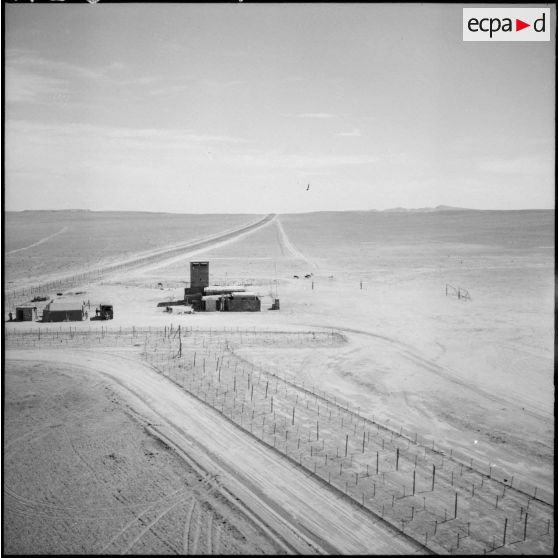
[4,207,555,215]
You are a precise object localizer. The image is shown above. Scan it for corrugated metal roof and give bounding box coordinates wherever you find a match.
[231,292,258,297]
[47,302,83,311]
[204,286,246,293]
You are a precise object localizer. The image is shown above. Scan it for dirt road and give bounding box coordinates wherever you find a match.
[6,347,423,555]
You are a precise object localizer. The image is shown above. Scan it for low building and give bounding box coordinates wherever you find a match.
[201,294,224,312]
[15,306,38,321]
[43,301,85,322]
[203,286,245,295]
[225,292,261,312]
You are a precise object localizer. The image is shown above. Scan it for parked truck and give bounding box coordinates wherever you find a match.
[97,303,113,320]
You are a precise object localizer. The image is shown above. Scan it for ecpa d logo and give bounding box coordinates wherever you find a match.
[463,8,550,41]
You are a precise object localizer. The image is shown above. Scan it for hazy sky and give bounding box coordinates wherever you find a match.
[4,3,555,213]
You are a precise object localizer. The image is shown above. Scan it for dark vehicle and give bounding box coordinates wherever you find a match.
[98,303,114,320]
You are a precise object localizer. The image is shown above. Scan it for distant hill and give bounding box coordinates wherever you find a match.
[381,205,472,213]
[20,209,91,213]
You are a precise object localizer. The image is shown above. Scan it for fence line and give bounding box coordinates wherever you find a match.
[4,326,553,555]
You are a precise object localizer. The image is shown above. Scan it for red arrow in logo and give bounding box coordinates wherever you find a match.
[516,19,530,32]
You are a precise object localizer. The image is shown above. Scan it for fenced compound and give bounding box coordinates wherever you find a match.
[4,326,553,554]
[5,271,271,314]
[445,284,471,301]
[4,215,272,312]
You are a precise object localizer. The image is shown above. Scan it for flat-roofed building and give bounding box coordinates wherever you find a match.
[43,301,85,322]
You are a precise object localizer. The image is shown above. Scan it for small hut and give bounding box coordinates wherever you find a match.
[15,306,38,321]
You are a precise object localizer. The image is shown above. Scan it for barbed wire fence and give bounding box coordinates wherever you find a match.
[4,325,553,554]
[4,215,274,313]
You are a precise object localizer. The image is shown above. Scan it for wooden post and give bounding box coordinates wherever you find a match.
[523,512,528,541]
[362,431,365,453]
[454,492,458,518]
[376,451,379,474]
[412,470,416,495]
[345,434,348,457]
[396,448,400,471]
[178,325,182,357]
[292,407,295,425]
[432,465,436,491]
[503,517,508,546]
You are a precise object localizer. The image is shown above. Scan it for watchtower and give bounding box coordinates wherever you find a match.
[190,261,209,289]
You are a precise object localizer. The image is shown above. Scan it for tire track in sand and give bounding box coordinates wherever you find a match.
[97,487,188,553]
[275,216,318,269]
[118,498,183,554]
[206,511,214,554]
[7,227,68,255]
[130,214,278,274]
[322,324,552,422]
[182,498,196,554]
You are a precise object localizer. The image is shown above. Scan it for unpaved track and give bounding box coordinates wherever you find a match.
[6,226,69,255]
[133,213,279,274]
[7,348,424,555]
[275,216,318,269]
[6,214,275,299]
[325,325,552,422]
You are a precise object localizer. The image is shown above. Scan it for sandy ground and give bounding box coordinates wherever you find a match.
[4,358,283,555]
[3,211,554,554]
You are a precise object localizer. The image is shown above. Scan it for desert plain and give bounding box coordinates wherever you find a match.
[3,208,554,554]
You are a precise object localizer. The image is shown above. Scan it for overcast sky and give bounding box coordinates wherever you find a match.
[4,3,555,213]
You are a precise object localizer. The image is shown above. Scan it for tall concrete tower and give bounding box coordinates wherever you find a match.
[190,261,209,289]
